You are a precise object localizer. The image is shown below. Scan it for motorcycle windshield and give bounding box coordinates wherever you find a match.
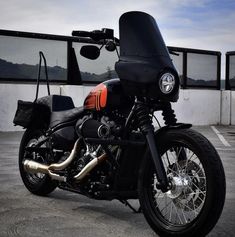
[119,11,170,59]
[115,11,179,101]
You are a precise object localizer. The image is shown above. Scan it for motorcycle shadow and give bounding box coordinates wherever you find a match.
[48,190,154,233]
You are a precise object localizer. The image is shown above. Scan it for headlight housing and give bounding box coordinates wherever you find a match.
[159,72,176,94]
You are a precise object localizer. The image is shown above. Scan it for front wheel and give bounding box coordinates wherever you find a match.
[138,129,226,237]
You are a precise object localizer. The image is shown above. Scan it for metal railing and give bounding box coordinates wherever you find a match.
[226,51,235,90]
[168,46,221,89]
[0,29,221,89]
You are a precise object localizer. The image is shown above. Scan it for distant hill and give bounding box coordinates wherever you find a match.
[0,58,118,82]
[187,77,217,87]
[0,58,67,81]
[81,71,118,82]
[0,58,223,87]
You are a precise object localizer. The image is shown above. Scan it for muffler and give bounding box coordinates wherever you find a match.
[24,160,49,174]
[76,118,110,138]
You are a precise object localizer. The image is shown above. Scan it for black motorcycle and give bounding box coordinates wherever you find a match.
[15,11,225,236]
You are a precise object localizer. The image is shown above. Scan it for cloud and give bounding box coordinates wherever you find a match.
[0,0,158,34]
[0,0,215,35]
[0,0,235,78]
[1,0,234,51]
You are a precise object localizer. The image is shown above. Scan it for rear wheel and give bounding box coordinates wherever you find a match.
[138,129,226,237]
[19,129,57,196]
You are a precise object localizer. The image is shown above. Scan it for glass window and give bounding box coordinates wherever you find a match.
[0,36,67,81]
[73,42,119,83]
[187,53,217,87]
[229,55,235,88]
[171,52,183,86]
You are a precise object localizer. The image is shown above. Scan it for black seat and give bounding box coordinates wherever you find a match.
[36,95,84,128]
[36,95,75,112]
[50,107,84,128]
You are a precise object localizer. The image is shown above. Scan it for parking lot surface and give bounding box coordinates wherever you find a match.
[0,126,234,237]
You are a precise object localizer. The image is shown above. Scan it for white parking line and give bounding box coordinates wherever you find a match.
[216,148,235,151]
[211,126,231,147]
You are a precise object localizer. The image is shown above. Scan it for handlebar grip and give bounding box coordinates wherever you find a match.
[72,31,91,37]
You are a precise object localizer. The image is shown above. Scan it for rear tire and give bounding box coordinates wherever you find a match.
[138,129,226,237]
[19,129,57,196]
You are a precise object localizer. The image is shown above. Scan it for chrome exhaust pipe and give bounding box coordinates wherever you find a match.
[73,146,117,182]
[23,139,81,181]
[23,159,67,182]
[23,139,111,183]
[24,160,49,174]
[74,152,107,182]
[48,139,80,171]
[23,151,107,182]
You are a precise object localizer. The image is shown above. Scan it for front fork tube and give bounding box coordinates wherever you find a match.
[145,128,169,192]
[126,99,170,192]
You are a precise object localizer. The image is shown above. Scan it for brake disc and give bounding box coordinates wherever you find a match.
[168,160,206,211]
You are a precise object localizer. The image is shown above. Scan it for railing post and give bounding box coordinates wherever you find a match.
[182,52,187,89]
[225,53,231,90]
[217,53,221,90]
[67,40,82,85]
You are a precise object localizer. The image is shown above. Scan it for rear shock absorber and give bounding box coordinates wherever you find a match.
[162,102,177,126]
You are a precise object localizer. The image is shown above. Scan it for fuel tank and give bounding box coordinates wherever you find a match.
[84,79,132,111]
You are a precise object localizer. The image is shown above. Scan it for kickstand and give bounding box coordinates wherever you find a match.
[119,199,142,213]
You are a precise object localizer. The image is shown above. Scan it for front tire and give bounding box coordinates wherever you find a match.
[138,129,226,237]
[19,129,57,196]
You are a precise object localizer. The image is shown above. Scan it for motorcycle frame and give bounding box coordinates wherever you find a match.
[27,99,191,200]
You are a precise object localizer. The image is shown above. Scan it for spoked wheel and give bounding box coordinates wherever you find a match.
[24,137,47,184]
[138,129,226,237]
[152,147,206,225]
[19,129,57,196]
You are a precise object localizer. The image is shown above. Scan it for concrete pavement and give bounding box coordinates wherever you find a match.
[0,126,234,237]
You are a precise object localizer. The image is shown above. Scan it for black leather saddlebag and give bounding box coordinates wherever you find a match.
[13,100,50,128]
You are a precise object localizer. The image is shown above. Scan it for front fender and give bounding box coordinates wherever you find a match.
[154,123,192,138]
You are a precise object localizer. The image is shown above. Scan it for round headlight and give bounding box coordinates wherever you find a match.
[159,72,175,94]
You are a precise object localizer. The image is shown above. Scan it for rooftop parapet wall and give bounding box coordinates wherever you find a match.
[1,84,235,131]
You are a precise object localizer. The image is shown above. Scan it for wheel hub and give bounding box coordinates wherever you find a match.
[164,160,206,211]
[167,176,190,199]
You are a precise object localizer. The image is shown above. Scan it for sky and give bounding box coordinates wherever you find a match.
[0,0,235,77]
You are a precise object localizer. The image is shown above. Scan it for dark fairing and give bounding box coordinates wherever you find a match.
[115,11,179,101]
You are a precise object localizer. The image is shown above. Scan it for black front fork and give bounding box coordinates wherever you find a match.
[135,100,170,193]
[145,129,169,192]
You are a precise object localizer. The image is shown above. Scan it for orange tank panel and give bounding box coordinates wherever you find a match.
[84,83,108,111]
